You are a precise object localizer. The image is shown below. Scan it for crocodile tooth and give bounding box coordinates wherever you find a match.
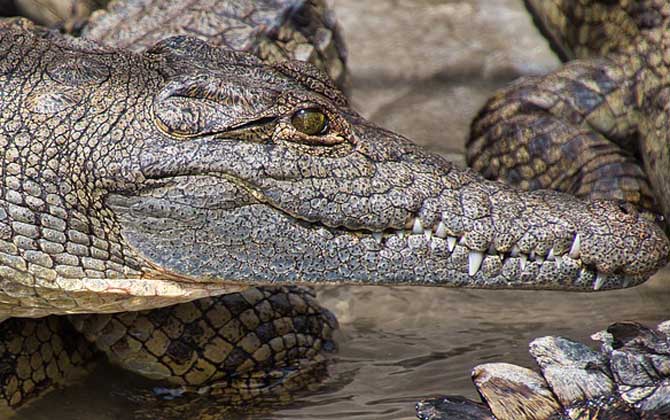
[554,255,562,266]
[569,234,581,259]
[510,245,520,257]
[447,236,457,252]
[593,273,605,291]
[424,230,433,240]
[547,248,555,260]
[468,251,484,276]
[487,243,496,255]
[623,277,631,288]
[435,221,448,238]
[530,251,536,260]
[397,231,405,240]
[536,255,544,263]
[372,232,383,243]
[412,218,424,234]
[519,254,527,270]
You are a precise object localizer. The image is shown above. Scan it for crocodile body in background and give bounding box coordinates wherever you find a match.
[0,0,668,418]
[419,1,670,419]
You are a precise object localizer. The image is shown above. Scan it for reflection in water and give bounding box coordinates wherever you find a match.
[16,269,670,420]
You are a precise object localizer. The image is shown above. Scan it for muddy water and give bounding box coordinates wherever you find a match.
[16,273,670,420]
[12,0,670,419]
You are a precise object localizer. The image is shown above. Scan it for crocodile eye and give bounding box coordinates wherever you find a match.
[291,109,328,135]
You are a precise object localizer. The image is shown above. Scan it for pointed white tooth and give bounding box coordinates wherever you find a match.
[487,244,496,255]
[530,251,536,260]
[412,218,424,234]
[547,248,555,261]
[555,255,562,266]
[536,255,544,263]
[397,231,405,240]
[569,234,581,259]
[424,230,433,240]
[593,273,605,291]
[468,251,485,276]
[510,245,520,257]
[447,236,457,252]
[622,278,632,288]
[372,232,383,243]
[435,222,448,238]
[519,254,527,270]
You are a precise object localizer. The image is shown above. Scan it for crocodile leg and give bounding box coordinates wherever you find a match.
[0,317,94,413]
[468,0,670,221]
[468,58,657,215]
[521,0,648,61]
[81,0,348,88]
[68,286,338,404]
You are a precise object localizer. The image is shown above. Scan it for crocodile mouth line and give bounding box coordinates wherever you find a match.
[285,210,634,291]
[365,216,633,291]
[157,173,639,290]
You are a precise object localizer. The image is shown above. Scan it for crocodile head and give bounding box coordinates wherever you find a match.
[107,36,669,290]
[2,24,668,317]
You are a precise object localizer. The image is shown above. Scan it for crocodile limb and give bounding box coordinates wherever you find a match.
[0,316,93,415]
[81,0,348,88]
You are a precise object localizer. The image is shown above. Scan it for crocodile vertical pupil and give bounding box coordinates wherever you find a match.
[291,109,328,135]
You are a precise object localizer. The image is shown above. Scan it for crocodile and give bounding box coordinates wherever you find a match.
[467,0,670,229]
[419,0,670,419]
[0,0,668,417]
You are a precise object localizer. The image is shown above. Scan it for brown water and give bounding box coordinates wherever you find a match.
[12,1,670,419]
[14,271,670,420]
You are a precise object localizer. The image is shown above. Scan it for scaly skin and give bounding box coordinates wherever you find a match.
[0,316,93,416]
[468,0,670,227]
[431,1,670,419]
[3,1,345,412]
[0,0,668,415]
[82,0,348,88]
[1,18,667,319]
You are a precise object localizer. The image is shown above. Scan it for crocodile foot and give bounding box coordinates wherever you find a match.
[417,320,670,420]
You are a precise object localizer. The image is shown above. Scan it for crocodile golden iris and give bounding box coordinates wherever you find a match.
[0,0,667,418]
